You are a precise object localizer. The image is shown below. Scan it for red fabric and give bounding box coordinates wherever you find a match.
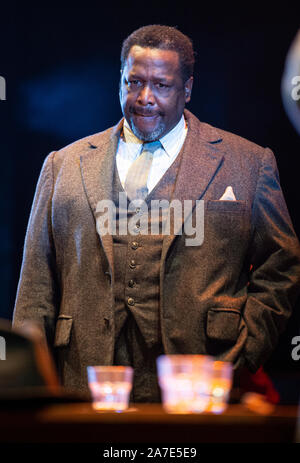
[239,366,280,404]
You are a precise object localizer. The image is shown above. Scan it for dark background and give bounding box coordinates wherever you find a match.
[0,5,299,400]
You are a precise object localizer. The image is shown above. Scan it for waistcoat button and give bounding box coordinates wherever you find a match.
[127,297,135,306]
[129,259,136,269]
[128,279,135,287]
[131,241,139,250]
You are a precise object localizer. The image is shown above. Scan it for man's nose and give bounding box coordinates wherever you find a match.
[137,84,154,105]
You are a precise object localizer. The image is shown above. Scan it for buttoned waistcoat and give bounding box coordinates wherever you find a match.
[112,147,183,402]
[13,110,300,394]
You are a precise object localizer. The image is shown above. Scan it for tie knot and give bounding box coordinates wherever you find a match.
[142,140,161,154]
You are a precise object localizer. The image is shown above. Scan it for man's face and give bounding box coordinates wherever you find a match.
[119,45,193,141]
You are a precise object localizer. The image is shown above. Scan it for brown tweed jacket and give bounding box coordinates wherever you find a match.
[13,110,300,393]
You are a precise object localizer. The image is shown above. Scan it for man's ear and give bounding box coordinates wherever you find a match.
[184,76,193,103]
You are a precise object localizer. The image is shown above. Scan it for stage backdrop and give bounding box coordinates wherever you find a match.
[0,5,299,388]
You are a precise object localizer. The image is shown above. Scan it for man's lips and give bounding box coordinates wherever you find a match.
[130,109,163,118]
[131,112,162,125]
[133,112,159,118]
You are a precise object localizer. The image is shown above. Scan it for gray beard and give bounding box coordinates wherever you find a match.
[130,119,166,142]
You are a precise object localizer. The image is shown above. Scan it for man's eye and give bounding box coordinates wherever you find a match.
[128,80,141,87]
[156,83,170,91]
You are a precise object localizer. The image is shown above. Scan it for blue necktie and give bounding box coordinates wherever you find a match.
[124,141,161,200]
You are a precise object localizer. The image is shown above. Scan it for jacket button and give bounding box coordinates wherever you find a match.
[127,297,135,306]
[128,279,135,287]
[131,241,139,250]
[129,259,136,269]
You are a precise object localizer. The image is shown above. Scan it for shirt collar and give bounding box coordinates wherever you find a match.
[123,115,187,157]
[159,115,187,158]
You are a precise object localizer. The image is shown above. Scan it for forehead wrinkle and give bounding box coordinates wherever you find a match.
[125,46,181,78]
[125,63,179,86]
[128,66,173,82]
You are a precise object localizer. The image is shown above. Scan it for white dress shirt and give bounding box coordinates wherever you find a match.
[116,115,188,194]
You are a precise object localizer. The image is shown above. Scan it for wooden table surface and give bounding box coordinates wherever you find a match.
[0,402,298,443]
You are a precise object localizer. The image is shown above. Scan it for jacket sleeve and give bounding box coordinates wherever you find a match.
[243,147,300,371]
[13,151,60,346]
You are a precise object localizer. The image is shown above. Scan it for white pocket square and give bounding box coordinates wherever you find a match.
[219,186,236,201]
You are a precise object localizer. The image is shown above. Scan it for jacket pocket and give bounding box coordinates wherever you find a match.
[207,200,246,214]
[54,314,73,347]
[206,308,240,343]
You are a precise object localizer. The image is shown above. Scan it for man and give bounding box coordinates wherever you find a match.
[13,25,300,403]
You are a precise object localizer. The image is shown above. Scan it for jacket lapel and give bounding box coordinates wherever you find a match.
[161,110,225,261]
[80,120,122,274]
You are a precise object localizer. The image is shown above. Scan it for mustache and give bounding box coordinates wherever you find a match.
[129,107,164,117]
